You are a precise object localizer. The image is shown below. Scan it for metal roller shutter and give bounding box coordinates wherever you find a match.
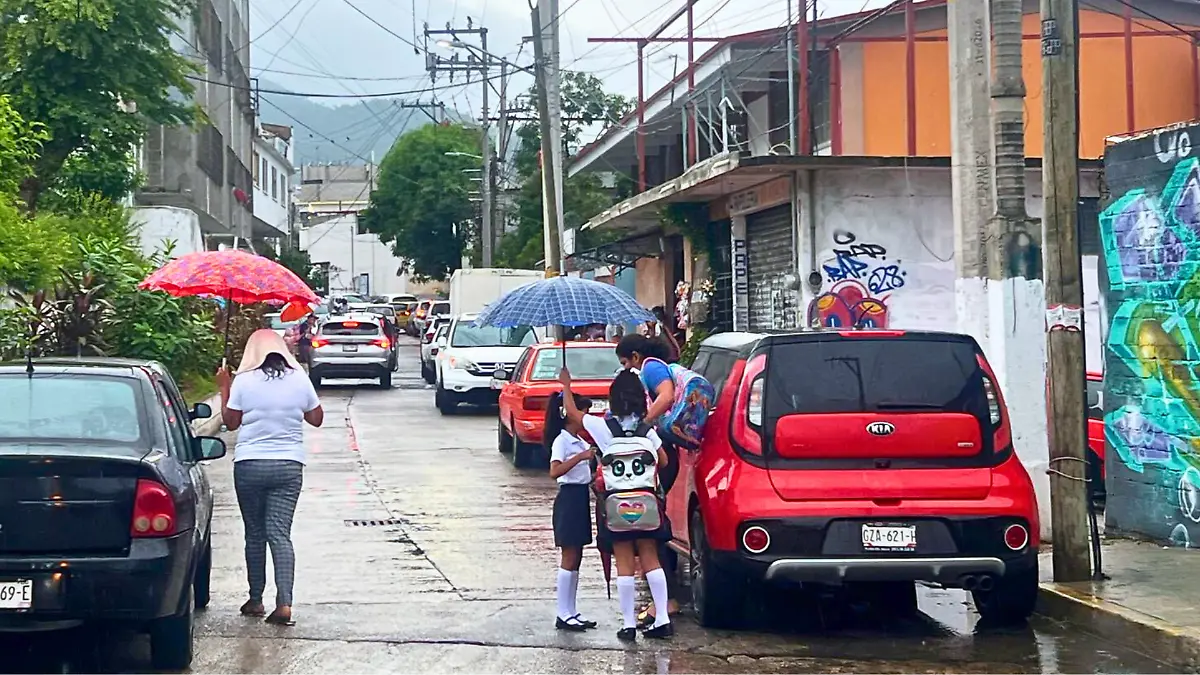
[746,204,797,332]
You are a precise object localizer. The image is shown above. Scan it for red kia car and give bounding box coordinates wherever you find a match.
[667,329,1040,627]
[495,342,622,467]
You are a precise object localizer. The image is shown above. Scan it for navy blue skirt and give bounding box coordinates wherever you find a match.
[553,483,593,548]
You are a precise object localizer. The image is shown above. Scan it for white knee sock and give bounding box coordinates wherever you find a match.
[556,568,573,620]
[567,570,581,618]
[645,568,671,627]
[616,576,637,629]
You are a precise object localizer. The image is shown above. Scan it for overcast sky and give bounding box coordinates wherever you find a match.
[248,0,888,132]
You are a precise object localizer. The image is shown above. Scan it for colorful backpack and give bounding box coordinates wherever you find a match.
[598,418,662,533]
[641,357,715,450]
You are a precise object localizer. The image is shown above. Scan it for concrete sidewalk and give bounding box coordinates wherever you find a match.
[1038,539,1200,671]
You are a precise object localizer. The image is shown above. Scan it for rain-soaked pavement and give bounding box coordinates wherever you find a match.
[0,338,1180,673]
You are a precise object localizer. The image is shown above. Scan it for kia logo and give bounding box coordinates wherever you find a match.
[866,421,896,436]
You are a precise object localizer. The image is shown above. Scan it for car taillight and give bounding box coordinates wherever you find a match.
[742,525,770,554]
[982,377,1003,425]
[343,321,359,328]
[1004,523,1029,551]
[524,396,550,412]
[312,338,330,348]
[131,479,176,538]
[731,354,767,455]
[416,310,426,318]
[372,338,391,349]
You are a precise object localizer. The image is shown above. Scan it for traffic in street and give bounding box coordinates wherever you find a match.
[0,337,1172,673]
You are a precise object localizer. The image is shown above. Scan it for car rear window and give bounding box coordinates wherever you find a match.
[431,302,450,315]
[0,375,144,443]
[765,338,988,418]
[368,306,395,317]
[530,348,621,380]
[321,321,380,336]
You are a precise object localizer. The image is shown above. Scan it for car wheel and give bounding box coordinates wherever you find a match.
[498,418,515,454]
[310,373,321,389]
[512,435,540,468]
[690,510,749,629]
[435,383,456,415]
[422,362,435,384]
[150,587,194,670]
[194,539,212,610]
[380,370,392,389]
[973,564,1038,625]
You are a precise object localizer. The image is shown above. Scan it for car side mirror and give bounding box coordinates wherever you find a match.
[436,338,447,348]
[493,368,511,381]
[193,436,226,461]
[189,402,212,421]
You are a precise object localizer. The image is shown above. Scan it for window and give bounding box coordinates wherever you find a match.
[451,324,537,348]
[0,375,144,443]
[320,321,380,336]
[271,166,278,201]
[530,348,621,381]
[155,379,192,460]
[252,151,260,186]
[261,157,268,188]
[765,338,987,420]
[1087,376,1104,421]
[430,302,451,316]
[702,351,739,400]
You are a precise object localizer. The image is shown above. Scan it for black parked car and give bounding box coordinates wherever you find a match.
[0,358,225,670]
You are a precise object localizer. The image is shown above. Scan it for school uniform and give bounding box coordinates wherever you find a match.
[550,430,594,549]
[581,414,671,545]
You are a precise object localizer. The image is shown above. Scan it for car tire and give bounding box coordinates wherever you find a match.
[435,383,456,415]
[973,564,1038,624]
[512,435,540,468]
[194,539,212,610]
[690,510,749,629]
[422,362,435,384]
[310,373,321,389]
[380,370,392,389]
[498,418,515,454]
[150,587,194,670]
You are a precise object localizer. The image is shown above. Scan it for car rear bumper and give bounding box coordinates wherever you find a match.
[763,555,1007,583]
[311,359,389,379]
[0,535,193,629]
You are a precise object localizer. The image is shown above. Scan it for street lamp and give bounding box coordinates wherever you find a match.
[445,151,483,159]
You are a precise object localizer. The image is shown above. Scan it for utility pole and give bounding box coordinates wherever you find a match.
[531,2,563,276]
[425,20,498,266]
[494,62,509,249]
[1042,0,1090,582]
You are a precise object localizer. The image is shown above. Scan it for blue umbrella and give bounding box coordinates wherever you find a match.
[473,275,654,329]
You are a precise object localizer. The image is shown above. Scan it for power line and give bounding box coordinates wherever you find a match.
[185,69,512,98]
[251,66,430,82]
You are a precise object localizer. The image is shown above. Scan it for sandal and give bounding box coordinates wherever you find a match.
[265,608,295,626]
[239,600,266,617]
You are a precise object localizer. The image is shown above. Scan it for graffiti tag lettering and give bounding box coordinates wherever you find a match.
[1155,130,1193,164]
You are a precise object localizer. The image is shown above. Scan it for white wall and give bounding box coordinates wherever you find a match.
[805,167,1103,370]
[131,206,204,259]
[745,95,770,158]
[299,214,412,295]
[253,135,291,235]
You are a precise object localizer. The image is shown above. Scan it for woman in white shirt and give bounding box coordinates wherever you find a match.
[216,329,324,627]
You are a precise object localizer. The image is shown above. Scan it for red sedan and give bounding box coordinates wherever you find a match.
[495,341,622,468]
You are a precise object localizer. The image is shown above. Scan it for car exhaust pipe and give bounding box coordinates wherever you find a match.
[976,575,995,592]
[960,574,978,590]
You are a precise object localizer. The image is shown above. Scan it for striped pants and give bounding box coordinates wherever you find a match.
[234,459,304,607]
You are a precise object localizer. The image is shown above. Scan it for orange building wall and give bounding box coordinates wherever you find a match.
[854,10,1200,159]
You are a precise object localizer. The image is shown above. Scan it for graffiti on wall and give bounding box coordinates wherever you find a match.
[808,229,906,328]
[1099,129,1200,544]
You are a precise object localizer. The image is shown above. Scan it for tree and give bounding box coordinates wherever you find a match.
[494,71,632,269]
[0,0,198,210]
[361,123,481,280]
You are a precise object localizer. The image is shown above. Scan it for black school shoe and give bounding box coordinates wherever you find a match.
[556,617,588,632]
[617,627,637,641]
[572,614,597,629]
[642,622,674,639]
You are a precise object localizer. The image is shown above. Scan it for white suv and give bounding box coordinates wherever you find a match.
[309,313,393,389]
[435,314,540,414]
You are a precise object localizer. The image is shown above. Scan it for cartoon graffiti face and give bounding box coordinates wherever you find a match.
[810,280,890,329]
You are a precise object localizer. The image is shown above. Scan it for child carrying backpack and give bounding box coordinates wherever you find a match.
[544,392,599,632]
[560,367,674,641]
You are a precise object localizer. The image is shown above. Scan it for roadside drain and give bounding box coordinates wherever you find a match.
[344,519,404,527]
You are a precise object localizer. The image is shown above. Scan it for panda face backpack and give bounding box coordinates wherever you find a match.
[599,418,662,533]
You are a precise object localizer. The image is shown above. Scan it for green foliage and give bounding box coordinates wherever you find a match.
[0,94,45,195]
[362,123,481,280]
[661,202,718,262]
[0,0,198,210]
[678,325,711,368]
[0,195,68,291]
[495,72,632,269]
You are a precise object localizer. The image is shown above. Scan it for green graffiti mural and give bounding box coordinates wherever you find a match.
[1101,151,1200,539]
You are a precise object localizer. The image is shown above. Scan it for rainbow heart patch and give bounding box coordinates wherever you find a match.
[618,501,646,524]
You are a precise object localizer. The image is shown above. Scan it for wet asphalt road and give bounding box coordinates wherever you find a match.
[0,338,1180,673]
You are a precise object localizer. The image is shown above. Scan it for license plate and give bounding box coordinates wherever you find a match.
[0,580,32,610]
[342,344,358,352]
[861,523,916,551]
[490,379,503,389]
[590,400,608,413]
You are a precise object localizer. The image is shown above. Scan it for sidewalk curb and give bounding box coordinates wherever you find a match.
[1038,583,1200,670]
[190,394,224,437]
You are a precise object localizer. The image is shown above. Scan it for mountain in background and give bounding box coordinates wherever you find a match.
[257,80,454,166]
